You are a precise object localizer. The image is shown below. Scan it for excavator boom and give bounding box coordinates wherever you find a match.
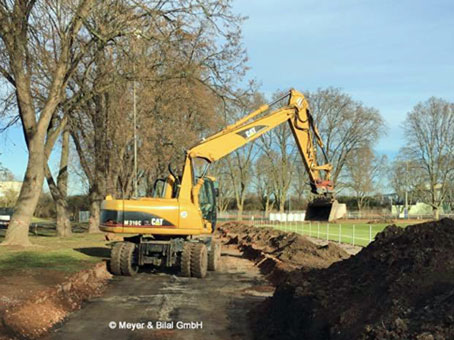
[179,89,343,221]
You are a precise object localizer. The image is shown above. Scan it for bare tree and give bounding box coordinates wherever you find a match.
[222,92,263,219]
[0,164,14,181]
[292,158,311,209]
[225,149,254,219]
[253,154,275,215]
[67,0,247,230]
[389,158,426,216]
[401,97,454,219]
[0,0,95,246]
[258,91,297,212]
[306,88,385,188]
[344,146,387,211]
[210,159,234,213]
[45,127,72,236]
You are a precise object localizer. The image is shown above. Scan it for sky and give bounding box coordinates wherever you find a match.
[1,0,454,191]
[233,0,454,155]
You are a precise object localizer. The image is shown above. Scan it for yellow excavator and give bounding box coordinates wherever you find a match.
[100,89,343,277]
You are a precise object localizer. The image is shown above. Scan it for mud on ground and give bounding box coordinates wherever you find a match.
[255,218,454,340]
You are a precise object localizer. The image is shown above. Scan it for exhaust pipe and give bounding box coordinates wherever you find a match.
[305,198,346,221]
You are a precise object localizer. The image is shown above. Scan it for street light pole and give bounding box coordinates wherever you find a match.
[132,29,141,199]
[404,161,408,219]
[133,71,138,198]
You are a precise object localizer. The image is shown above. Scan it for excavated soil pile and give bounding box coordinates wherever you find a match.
[256,218,454,340]
[219,222,349,274]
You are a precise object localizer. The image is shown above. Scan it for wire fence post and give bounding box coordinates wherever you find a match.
[317,222,320,238]
[338,224,341,244]
[352,224,355,246]
[369,224,372,243]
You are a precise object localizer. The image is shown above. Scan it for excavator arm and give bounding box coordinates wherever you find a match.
[180,89,332,193]
[177,89,343,220]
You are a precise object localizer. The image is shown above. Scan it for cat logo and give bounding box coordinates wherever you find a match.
[236,125,266,139]
[245,127,256,138]
[151,218,164,226]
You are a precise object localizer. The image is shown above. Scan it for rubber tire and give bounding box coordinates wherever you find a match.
[208,241,221,271]
[120,242,139,276]
[180,242,194,277]
[191,243,208,278]
[110,242,125,275]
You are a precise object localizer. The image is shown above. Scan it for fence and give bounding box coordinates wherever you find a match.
[219,210,452,247]
[218,210,454,222]
[220,213,407,247]
[250,218,379,247]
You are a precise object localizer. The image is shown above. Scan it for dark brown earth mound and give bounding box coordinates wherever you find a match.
[219,222,349,270]
[256,218,454,340]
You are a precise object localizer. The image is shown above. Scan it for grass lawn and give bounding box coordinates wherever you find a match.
[31,216,55,224]
[0,227,110,274]
[256,220,423,247]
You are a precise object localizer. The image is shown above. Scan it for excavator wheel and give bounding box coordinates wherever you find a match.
[110,242,125,275]
[208,241,221,271]
[191,243,208,278]
[120,242,139,276]
[180,242,194,277]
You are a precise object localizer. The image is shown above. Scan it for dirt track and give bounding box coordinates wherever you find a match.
[43,245,273,340]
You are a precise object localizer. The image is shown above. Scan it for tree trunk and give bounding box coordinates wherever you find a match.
[433,207,440,220]
[46,165,72,237]
[88,188,102,233]
[56,128,72,237]
[2,138,45,246]
[56,203,72,237]
[265,196,273,216]
[279,194,285,213]
[357,198,363,213]
[236,205,244,221]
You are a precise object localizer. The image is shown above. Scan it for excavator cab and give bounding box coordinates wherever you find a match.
[198,177,217,231]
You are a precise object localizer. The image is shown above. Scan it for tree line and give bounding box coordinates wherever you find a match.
[0,0,247,246]
[0,1,451,247]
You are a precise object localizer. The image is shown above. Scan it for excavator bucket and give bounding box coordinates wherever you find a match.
[305,198,346,221]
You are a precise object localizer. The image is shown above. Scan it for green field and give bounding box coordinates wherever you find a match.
[256,220,417,247]
[0,229,109,273]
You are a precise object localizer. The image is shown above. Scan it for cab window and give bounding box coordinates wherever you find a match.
[199,179,214,219]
